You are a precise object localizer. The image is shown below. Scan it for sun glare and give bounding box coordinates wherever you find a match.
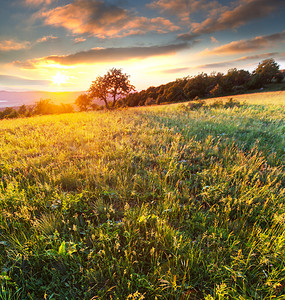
[52,72,68,86]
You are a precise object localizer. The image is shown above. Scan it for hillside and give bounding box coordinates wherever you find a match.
[203,90,285,105]
[0,94,284,299]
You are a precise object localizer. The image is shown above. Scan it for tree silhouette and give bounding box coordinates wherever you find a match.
[88,68,135,109]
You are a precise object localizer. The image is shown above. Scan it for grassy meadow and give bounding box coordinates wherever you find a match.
[207,90,285,106]
[0,92,285,299]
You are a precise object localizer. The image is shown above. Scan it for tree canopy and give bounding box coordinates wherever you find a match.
[253,58,280,84]
[88,68,135,109]
[75,94,92,111]
[123,58,283,107]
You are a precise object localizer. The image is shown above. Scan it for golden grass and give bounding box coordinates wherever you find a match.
[0,90,284,299]
[206,90,285,105]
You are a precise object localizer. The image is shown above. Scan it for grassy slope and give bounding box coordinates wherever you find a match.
[0,93,285,299]
[207,90,285,106]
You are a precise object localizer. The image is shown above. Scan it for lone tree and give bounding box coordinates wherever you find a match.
[88,68,135,109]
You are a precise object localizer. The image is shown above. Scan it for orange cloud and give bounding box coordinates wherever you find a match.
[197,52,279,69]
[12,60,37,69]
[40,0,179,38]
[14,43,191,68]
[74,37,87,44]
[35,35,58,43]
[0,39,30,51]
[44,43,190,65]
[0,36,57,54]
[211,36,219,43]
[24,0,54,6]
[160,52,279,73]
[203,31,285,55]
[124,17,179,35]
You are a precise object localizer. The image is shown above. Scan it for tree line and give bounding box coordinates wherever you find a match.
[0,58,283,120]
[123,58,283,107]
[75,58,284,110]
[0,99,74,120]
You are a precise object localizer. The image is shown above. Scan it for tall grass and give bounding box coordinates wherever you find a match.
[0,98,284,299]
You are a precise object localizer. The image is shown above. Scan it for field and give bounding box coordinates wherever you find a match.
[207,90,285,106]
[0,92,285,299]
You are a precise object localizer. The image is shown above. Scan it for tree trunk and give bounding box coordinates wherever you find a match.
[103,98,109,109]
[112,93,116,108]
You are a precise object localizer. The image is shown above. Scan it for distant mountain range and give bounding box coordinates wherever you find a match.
[0,90,84,108]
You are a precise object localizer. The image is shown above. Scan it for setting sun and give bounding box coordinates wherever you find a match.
[52,72,68,86]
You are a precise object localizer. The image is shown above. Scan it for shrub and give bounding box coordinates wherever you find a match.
[58,103,74,114]
[209,100,223,108]
[145,97,156,106]
[224,98,241,108]
[0,107,18,119]
[75,94,92,111]
[187,100,205,110]
[91,103,103,111]
[17,105,28,116]
[34,99,57,115]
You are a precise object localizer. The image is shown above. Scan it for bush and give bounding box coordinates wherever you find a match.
[187,100,205,110]
[75,94,92,111]
[224,98,241,108]
[209,100,223,108]
[145,97,156,106]
[34,99,57,115]
[17,105,28,116]
[0,107,18,119]
[58,103,74,114]
[91,103,103,111]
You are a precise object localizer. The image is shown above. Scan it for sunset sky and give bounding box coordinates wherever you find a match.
[1,0,285,92]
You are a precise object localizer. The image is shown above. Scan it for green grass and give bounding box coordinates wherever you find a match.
[0,95,285,299]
